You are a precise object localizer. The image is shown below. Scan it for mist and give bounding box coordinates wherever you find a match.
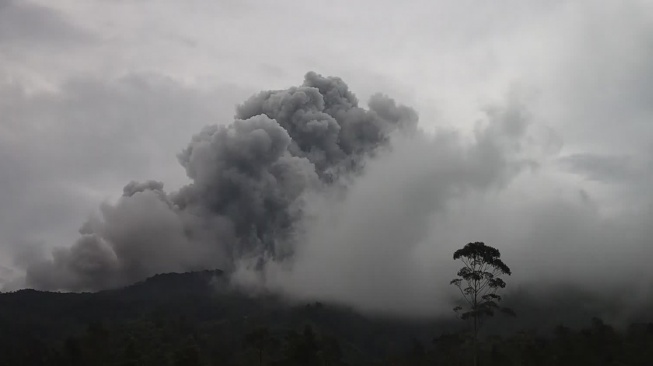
[239,91,653,322]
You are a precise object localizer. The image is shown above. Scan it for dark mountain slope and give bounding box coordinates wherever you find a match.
[0,270,441,365]
[1,271,652,365]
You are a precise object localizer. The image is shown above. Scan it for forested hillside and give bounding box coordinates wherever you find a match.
[1,270,652,365]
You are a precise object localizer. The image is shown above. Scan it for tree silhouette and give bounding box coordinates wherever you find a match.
[244,327,277,366]
[450,241,513,366]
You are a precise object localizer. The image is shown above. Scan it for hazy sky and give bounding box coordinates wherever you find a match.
[1,0,652,315]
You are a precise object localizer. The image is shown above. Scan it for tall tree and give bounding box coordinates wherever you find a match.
[450,241,513,366]
[244,327,276,366]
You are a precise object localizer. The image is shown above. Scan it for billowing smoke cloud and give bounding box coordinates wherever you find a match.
[24,72,417,291]
[19,71,653,327]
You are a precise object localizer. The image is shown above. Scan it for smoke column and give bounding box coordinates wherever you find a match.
[24,72,418,291]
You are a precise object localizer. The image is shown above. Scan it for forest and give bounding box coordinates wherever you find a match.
[1,268,651,366]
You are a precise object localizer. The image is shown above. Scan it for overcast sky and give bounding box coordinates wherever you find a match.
[1,0,652,308]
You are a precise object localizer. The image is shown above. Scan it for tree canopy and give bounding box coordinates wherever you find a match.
[450,241,514,366]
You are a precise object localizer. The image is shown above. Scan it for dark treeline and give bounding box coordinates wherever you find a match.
[1,271,652,365]
[3,316,653,366]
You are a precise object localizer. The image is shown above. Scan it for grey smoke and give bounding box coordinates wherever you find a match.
[17,71,653,325]
[243,92,543,315]
[239,97,653,321]
[25,72,417,291]
[234,71,417,178]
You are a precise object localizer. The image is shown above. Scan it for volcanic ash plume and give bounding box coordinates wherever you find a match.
[24,72,418,291]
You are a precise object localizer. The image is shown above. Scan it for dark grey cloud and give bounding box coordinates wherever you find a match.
[235,72,417,178]
[21,72,418,291]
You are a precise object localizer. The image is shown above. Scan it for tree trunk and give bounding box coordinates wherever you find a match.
[473,272,479,366]
[473,315,478,366]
